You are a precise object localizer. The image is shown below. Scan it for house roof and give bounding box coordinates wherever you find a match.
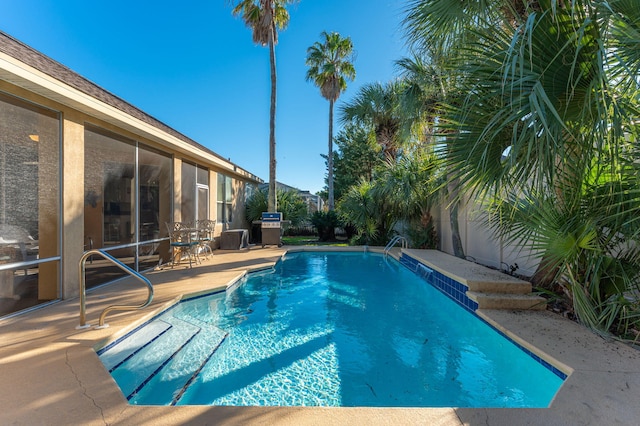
[0,30,262,183]
[258,181,318,197]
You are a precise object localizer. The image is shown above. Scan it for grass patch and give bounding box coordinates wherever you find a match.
[281,236,349,246]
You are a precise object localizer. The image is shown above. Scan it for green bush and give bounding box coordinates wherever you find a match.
[310,210,341,241]
[406,216,438,249]
[245,188,309,227]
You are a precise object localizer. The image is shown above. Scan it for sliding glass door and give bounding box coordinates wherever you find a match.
[84,127,172,288]
[0,92,60,317]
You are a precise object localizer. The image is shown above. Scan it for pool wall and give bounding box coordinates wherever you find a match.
[398,250,568,381]
[399,253,479,313]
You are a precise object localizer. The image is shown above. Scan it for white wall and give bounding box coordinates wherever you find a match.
[433,196,541,278]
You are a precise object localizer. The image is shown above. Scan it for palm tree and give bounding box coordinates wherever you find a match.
[401,1,548,261]
[231,0,296,212]
[395,55,442,144]
[403,0,640,333]
[339,81,407,161]
[395,52,467,258]
[376,146,441,248]
[338,178,397,246]
[305,31,356,211]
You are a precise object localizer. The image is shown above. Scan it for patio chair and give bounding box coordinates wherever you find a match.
[195,219,216,259]
[165,222,199,268]
[0,224,38,275]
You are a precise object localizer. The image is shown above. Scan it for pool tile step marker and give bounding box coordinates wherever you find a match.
[400,253,478,313]
[170,331,229,406]
[399,250,546,311]
[98,320,172,372]
[128,323,229,405]
[125,330,201,401]
[108,318,201,399]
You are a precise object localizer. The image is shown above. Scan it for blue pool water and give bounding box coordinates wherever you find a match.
[98,251,565,407]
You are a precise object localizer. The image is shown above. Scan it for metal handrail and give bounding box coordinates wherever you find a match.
[383,235,408,256]
[77,249,154,329]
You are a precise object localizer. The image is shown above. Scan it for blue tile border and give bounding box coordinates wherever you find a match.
[399,252,567,381]
[400,253,478,313]
[489,322,568,380]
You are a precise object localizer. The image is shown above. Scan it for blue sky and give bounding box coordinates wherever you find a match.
[2,1,407,194]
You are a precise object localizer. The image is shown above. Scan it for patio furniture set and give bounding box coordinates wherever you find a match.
[165,220,215,268]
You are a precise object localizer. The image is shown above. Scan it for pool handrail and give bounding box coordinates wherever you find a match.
[384,235,407,257]
[77,249,154,329]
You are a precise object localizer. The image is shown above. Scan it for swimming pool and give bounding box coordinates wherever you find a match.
[98,251,565,407]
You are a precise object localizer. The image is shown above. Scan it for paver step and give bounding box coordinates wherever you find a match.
[401,249,544,311]
[467,291,547,310]
[465,278,532,295]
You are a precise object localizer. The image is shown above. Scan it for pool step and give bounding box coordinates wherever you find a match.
[127,320,229,405]
[467,291,547,310]
[99,320,172,372]
[170,329,228,405]
[464,277,532,294]
[108,318,201,400]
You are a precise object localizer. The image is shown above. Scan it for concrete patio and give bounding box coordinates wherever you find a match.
[1,246,640,425]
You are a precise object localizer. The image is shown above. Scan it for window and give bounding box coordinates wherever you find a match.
[138,144,171,271]
[0,92,60,315]
[181,162,209,224]
[197,185,209,223]
[245,182,258,203]
[197,166,209,223]
[138,144,171,243]
[217,173,233,223]
[84,127,136,288]
[181,162,196,223]
[84,127,136,249]
[83,128,173,285]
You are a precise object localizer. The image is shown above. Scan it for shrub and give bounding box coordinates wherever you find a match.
[245,188,308,227]
[311,210,341,241]
[406,216,438,249]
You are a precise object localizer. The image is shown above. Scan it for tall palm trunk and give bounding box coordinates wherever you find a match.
[448,177,465,259]
[268,33,277,212]
[444,131,465,259]
[328,99,335,210]
[531,254,560,289]
[449,201,464,258]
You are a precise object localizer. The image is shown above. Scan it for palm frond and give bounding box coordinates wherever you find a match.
[305,31,356,102]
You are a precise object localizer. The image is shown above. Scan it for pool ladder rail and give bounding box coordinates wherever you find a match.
[77,249,154,329]
[383,235,408,257]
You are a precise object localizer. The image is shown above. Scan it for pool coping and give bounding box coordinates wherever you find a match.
[2,246,640,425]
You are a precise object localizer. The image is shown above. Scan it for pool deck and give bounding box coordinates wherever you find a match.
[1,246,640,425]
